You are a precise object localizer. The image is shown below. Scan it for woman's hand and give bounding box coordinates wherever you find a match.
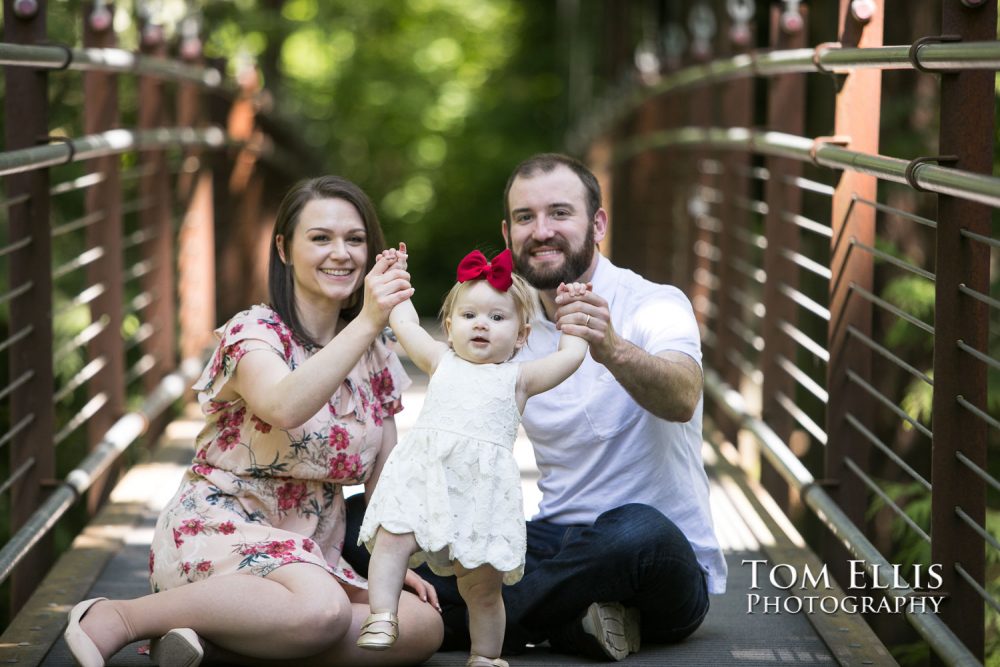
[404,568,441,612]
[358,251,414,330]
[381,242,408,272]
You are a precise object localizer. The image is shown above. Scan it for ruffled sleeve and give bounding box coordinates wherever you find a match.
[192,305,294,404]
[371,330,411,416]
[330,330,411,423]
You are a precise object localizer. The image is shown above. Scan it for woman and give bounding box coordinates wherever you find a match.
[64,176,443,667]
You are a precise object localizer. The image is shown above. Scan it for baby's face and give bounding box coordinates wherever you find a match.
[445,281,526,365]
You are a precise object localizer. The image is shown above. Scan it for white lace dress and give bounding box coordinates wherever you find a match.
[359,350,526,584]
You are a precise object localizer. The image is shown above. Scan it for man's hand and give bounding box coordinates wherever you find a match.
[554,285,619,364]
[555,285,702,423]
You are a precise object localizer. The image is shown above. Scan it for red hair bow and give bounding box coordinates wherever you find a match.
[456,249,514,292]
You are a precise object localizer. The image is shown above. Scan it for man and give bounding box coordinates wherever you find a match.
[493,152,725,660]
[346,153,725,661]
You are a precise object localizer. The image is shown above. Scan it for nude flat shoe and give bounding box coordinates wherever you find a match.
[150,628,204,667]
[465,655,509,667]
[64,598,108,667]
[356,611,398,650]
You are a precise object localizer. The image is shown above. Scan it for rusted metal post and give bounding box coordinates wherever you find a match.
[204,58,239,322]
[929,2,996,661]
[824,0,882,575]
[82,1,126,515]
[623,91,674,282]
[220,65,267,314]
[176,42,217,360]
[715,3,755,403]
[586,137,614,263]
[760,3,808,512]
[137,33,175,391]
[602,3,638,275]
[685,88,714,338]
[3,0,55,611]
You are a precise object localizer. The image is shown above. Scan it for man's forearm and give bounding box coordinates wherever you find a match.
[600,340,703,422]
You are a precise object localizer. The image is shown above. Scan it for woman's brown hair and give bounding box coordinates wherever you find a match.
[268,176,386,347]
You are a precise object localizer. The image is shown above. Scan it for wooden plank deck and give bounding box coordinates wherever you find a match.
[1,363,895,666]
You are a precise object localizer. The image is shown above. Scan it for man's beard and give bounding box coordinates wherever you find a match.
[513,224,595,290]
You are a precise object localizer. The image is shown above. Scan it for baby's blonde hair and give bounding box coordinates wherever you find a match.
[439,273,539,329]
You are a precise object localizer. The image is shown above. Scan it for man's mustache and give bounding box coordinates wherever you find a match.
[521,237,570,255]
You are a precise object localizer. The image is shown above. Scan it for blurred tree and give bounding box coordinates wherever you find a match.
[201,0,566,312]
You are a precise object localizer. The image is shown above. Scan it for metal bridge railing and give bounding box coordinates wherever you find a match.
[0,3,310,622]
[569,1,997,664]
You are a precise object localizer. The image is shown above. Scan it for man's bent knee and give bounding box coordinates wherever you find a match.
[593,504,685,558]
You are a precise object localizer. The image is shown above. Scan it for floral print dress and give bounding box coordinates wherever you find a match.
[149,304,408,591]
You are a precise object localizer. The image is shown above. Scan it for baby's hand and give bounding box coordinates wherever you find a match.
[380,242,408,271]
[557,281,591,300]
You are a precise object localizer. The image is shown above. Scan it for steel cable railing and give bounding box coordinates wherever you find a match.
[573,5,998,662]
[615,127,1000,209]
[568,39,1000,153]
[0,42,228,89]
[704,368,980,667]
[0,6,318,621]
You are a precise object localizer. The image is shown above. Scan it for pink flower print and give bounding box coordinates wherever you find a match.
[260,319,294,359]
[302,538,316,553]
[276,482,308,511]
[230,323,244,336]
[218,406,246,430]
[207,348,224,381]
[250,414,272,433]
[216,428,240,452]
[192,463,213,477]
[328,453,362,480]
[148,550,155,574]
[372,368,395,401]
[371,401,385,427]
[239,543,260,556]
[179,519,205,536]
[172,529,184,548]
[231,406,246,426]
[265,539,296,556]
[196,560,213,573]
[181,561,192,575]
[218,521,236,535]
[342,568,355,579]
[195,448,208,460]
[328,425,350,451]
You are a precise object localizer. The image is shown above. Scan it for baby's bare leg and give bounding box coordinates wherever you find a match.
[368,528,418,614]
[454,563,505,660]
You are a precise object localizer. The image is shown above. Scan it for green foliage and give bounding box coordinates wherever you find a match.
[900,372,933,429]
[882,276,935,351]
[201,0,565,311]
[875,481,1000,666]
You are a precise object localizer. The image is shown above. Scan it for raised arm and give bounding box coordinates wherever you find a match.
[232,253,412,429]
[516,282,590,410]
[554,289,702,423]
[389,298,448,376]
[383,243,448,375]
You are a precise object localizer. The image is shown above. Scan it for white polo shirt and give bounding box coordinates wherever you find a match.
[514,255,727,594]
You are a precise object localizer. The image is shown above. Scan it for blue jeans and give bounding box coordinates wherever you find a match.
[344,496,709,654]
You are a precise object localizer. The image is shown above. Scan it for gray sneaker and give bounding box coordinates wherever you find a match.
[580,602,641,661]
